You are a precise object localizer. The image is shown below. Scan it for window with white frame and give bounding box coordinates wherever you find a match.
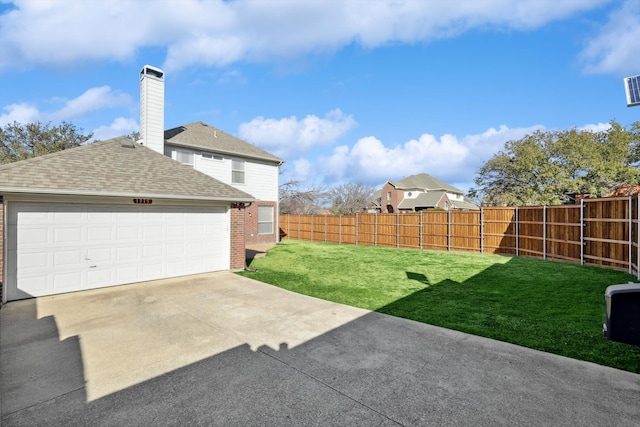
[176,149,194,167]
[258,206,274,234]
[232,159,245,184]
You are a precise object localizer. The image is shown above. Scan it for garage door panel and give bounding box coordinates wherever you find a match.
[53,271,83,290]
[18,251,50,269]
[53,209,84,222]
[87,268,114,287]
[87,226,113,241]
[117,226,140,241]
[19,276,49,294]
[8,203,230,301]
[142,244,163,258]
[116,246,139,260]
[54,227,82,243]
[53,249,83,266]
[87,247,114,263]
[17,227,49,245]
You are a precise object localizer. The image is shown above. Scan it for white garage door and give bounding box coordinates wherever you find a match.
[6,203,230,301]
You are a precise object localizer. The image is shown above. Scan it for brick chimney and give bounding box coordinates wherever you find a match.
[139,65,165,154]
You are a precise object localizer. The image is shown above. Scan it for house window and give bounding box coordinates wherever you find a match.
[201,153,224,161]
[258,206,274,234]
[176,149,194,167]
[232,159,245,184]
[164,146,172,158]
[444,202,449,210]
[387,192,391,201]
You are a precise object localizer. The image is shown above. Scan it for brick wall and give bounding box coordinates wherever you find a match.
[0,196,3,303]
[382,183,404,213]
[244,201,278,245]
[230,204,246,270]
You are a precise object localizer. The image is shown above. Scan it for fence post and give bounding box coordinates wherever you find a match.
[515,207,519,257]
[298,214,301,240]
[420,210,423,250]
[374,213,378,247]
[339,215,342,245]
[630,196,633,274]
[325,215,327,242]
[396,213,400,249]
[580,199,585,265]
[480,208,484,254]
[310,214,314,242]
[543,205,547,260]
[448,210,451,252]
[356,212,359,246]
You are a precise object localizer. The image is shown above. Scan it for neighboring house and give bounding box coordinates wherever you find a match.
[378,173,479,213]
[0,65,280,303]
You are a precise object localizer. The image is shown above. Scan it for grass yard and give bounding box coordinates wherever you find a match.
[238,240,640,373]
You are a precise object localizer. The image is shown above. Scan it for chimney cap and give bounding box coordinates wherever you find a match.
[140,64,164,80]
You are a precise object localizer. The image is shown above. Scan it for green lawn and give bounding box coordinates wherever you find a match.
[238,239,640,373]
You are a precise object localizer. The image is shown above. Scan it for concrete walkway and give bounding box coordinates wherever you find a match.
[1,272,639,426]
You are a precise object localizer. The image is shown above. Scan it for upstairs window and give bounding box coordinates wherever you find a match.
[232,159,245,184]
[176,149,194,167]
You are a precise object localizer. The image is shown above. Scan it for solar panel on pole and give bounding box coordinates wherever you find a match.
[624,75,640,107]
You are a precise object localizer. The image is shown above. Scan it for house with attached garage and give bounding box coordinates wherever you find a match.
[0,65,282,303]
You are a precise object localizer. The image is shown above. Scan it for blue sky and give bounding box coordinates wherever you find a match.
[1,0,639,193]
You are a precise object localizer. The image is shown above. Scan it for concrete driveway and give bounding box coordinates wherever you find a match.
[1,272,639,426]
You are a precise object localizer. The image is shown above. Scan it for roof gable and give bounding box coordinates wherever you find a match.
[390,173,463,194]
[0,138,254,201]
[398,191,446,209]
[165,121,283,164]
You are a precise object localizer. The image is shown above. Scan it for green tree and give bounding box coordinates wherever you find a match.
[469,121,640,206]
[0,121,94,164]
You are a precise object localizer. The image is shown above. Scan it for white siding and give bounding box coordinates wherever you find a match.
[244,160,279,200]
[166,145,279,201]
[140,66,165,155]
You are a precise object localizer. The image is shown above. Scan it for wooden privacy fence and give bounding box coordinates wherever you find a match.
[279,196,640,279]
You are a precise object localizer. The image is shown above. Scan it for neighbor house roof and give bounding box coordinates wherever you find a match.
[450,199,480,211]
[0,137,255,201]
[398,191,446,210]
[389,173,463,195]
[164,121,284,164]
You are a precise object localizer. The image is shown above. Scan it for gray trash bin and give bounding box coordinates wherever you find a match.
[603,283,640,346]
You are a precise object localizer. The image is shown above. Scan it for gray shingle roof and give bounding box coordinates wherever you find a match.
[0,137,255,201]
[390,173,463,194]
[165,121,284,164]
[398,191,446,210]
[451,199,480,211]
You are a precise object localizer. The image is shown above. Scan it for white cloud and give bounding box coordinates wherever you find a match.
[579,0,640,75]
[319,124,544,192]
[238,109,357,157]
[0,85,132,127]
[0,0,613,73]
[0,102,40,126]
[48,86,131,122]
[579,122,611,132]
[91,117,138,141]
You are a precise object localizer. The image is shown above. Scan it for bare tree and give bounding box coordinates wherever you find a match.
[329,182,376,214]
[280,180,329,214]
